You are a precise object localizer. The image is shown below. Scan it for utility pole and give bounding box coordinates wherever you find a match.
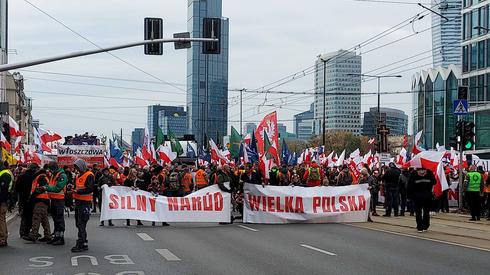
[240,88,244,136]
[458,117,464,211]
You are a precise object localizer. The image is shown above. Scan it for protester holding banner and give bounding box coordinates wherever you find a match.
[98,168,115,227]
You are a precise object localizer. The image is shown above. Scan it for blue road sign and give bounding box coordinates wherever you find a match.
[453,99,468,115]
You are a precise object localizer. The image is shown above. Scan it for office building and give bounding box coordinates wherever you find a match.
[147,105,188,138]
[460,0,490,151]
[131,128,145,152]
[244,122,256,135]
[411,66,460,149]
[187,0,229,145]
[5,72,33,144]
[362,107,408,137]
[293,103,314,141]
[313,50,362,135]
[432,0,462,68]
[0,0,7,102]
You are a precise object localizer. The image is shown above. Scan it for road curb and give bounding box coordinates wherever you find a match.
[371,219,490,242]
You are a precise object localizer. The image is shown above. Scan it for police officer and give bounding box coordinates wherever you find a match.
[42,161,68,245]
[70,159,94,252]
[466,165,484,221]
[0,163,13,247]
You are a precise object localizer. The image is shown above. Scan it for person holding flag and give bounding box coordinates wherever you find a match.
[407,167,436,233]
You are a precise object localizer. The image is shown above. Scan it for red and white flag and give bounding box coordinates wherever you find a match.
[396,148,407,166]
[254,111,279,157]
[243,134,251,145]
[368,138,376,145]
[39,129,62,143]
[0,132,11,151]
[8,116,24,137]
[209,139,229,164]
[14,136,22,153]
[134,148,149,168]
[412,130,425,155]
[404,151,448,197]
[157,145,177,164]
[336,150,345,167]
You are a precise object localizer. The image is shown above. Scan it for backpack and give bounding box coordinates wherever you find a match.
[308,168,321,181]
[167,172,180,191]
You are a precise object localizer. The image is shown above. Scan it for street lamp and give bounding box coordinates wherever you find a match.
[347,73,401,130]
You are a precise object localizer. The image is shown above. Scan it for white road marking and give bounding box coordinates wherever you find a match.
[300,244,337,256]
[237,225,259,232]
[156,249,181,261]
[136,233,154,241]
[347,224,490,253]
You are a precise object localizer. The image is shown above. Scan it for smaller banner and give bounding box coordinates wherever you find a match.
[101,185,231,223]
[57,145,105,167]
[243,183,370,224]
[473,159,490,171]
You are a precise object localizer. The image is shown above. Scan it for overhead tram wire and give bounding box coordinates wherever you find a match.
[23,0,186,93]
[19,69,187,87]
[235,7,438,115]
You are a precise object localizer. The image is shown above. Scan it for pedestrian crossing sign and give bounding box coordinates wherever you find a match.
[453,99,468,115]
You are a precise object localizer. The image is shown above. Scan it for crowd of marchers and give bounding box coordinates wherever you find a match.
[1,159,489,250]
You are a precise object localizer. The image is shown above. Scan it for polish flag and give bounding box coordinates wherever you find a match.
[14,136,22,153]
[0,132,11,151]
[209,139,229,164]
[335,150,346,167]
[368,138,376,145]
[109,158,122,169]
[39,129,62,143]
[396,148,407,166]
[243,134,251,145]
[325,151,334,167]
[8,116,24,137]
[157,145,177,164]
[412,130,425,155]
[404,150,448,197]
[134,148,149,167]
[362,150,373,166]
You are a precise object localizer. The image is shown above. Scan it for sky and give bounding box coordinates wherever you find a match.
[7,0,434,141]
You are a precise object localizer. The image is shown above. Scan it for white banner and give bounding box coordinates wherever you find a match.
[101,185,231,223]
[243,183,370,224]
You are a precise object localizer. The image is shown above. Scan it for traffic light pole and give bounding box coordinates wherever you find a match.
[458,116,464,212]
[0,38,218,72]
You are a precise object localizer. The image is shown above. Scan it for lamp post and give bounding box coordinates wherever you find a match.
[347,73,401,125]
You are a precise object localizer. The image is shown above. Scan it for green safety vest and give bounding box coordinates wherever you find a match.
[467,172,482,192]
[0,169,13,192]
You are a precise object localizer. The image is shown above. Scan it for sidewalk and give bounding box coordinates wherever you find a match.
[350,207,490,251]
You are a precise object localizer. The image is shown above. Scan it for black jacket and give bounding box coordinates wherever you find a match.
[407,170,436,201]
[383,167,401,189]
[15,169,36,207]
[0,169,12,203]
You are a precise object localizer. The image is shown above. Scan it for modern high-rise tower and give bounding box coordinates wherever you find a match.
[431,0,462,68]
[186,0,229,146]
[313,50,362,135]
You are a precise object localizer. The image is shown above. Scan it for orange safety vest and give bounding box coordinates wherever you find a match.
[73,171,94,202]
[31,174,49,200]
[181,173,193,193]
[48,172,65,200]
[484,172,490,193]
[195,170,207,187]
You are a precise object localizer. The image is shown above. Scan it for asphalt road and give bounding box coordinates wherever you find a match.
[1,214,488,275]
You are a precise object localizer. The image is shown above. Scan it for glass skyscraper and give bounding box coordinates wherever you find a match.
[147,105,188,139]
[187,0,229,146]
[411,66,459,149]
[460,0,490,151]
[431,0,462,68]
[313,50,362,135]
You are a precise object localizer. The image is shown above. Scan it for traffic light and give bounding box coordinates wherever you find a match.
[458,86,468,100]
[462,121,475,150]
[144,17,163,55]
[449,121,463,150]
[202,18,221,54]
